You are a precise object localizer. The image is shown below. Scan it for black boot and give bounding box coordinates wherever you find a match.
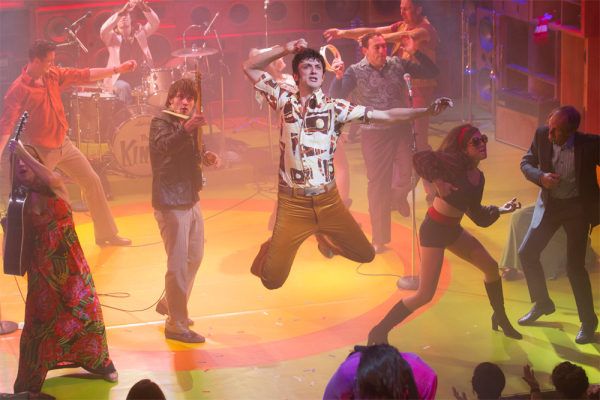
[367,300,413,345]
[484,279,523,339]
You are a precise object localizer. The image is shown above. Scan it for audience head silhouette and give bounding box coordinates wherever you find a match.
[356,344,419,400]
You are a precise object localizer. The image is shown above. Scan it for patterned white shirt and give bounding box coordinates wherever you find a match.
[255,72,373,188]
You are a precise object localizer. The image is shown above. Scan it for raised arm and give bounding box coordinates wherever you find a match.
[135,0,160,36]
[328,55,356,99]
[383,27,431,43]
[324,26,393,42]
[370,97,451,125]
[398,35,439,79]
[8,139,69,201]
[242,39,307,84]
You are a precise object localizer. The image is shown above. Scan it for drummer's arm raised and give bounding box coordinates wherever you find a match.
[100,10,119,44]
[138,1,160,36]
[89,61,137,81]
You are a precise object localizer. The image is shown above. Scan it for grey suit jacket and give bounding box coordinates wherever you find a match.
[520,127,600,232]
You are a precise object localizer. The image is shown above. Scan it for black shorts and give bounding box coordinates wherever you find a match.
[419,213,464,248]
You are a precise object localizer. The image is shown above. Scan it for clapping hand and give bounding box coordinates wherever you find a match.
[452,386,468,400]
[522,365,540,391]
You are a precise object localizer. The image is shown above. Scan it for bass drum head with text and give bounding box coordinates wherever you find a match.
[108,105,160,177]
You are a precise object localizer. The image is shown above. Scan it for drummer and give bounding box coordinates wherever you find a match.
[100,0,159,104]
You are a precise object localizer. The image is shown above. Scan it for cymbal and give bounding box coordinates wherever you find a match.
[79,83,124,91]
[171,47,218,58]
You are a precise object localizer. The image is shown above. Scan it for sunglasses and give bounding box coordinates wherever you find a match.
[468,134,488,147]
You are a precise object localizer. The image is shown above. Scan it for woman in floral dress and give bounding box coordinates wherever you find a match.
[5,139,117,394]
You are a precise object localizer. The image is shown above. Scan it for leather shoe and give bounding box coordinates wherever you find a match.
[317,243,334,259]
[251,238,271,277]
[156,303,194,326]
[575,320,598,345]
[96,235,132,246]
[502,268,519,281]
[165,329,205,343]
[518,303,556,325]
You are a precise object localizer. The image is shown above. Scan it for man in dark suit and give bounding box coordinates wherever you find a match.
[518,105,599,344]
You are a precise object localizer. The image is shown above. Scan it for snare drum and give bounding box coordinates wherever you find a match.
[70,92,118,142]
[108,105,159,177]
[143,67,181,108]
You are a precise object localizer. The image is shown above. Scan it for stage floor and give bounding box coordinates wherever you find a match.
[1,118,598,399]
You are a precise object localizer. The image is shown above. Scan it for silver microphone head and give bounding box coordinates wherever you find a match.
[403,73,410,80]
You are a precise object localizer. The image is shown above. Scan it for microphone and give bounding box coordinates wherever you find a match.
[203,12,219,36]
[70,11,92,28]
[264,0,270,10]
[403,73,413,98]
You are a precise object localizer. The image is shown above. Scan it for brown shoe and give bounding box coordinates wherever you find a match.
[156,303,194,326]
[251,238,271,277]
[165,329,205,343]
[96,235,132,246]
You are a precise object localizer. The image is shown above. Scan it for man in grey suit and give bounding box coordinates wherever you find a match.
[517,105,599,344]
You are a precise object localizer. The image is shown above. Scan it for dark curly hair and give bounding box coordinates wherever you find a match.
[552,362,589,399]
[356,344,419,400]
[28,40,56,62]
[472,362,505,400]
[291,48,326,86]
[437,123,481,169]
[165,79,198,109]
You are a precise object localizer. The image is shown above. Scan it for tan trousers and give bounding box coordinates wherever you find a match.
[154,203,204,333]
[258,185,375,290]
[31,136,117,239]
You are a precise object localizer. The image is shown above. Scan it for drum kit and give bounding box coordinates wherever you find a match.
[67,46,218,178]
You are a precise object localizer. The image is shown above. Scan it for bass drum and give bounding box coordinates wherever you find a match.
[108,105,160,177]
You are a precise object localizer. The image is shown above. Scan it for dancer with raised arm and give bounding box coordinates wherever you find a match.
[242,39,451,290]
[368,124,523,345]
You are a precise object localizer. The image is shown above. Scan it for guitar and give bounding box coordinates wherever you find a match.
[194,67,204,192]
[3,112,30,276]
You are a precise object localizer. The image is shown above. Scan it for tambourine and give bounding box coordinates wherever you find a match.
[319,45,341,71]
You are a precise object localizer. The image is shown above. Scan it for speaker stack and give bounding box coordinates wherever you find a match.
[367,0,401,25]
[304,0,366,30]
[474,7,503,112]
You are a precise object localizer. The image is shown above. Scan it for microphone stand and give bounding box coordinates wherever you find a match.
[264,0,275,164]
[209,26,230,168]
[397,88,419,291]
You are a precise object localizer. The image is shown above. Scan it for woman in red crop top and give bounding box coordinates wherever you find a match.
[368,124,523,345]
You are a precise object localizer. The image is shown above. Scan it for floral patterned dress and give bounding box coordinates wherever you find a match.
[14,194,115,393]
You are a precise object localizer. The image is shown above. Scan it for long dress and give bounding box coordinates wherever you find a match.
[14,194,115,393]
